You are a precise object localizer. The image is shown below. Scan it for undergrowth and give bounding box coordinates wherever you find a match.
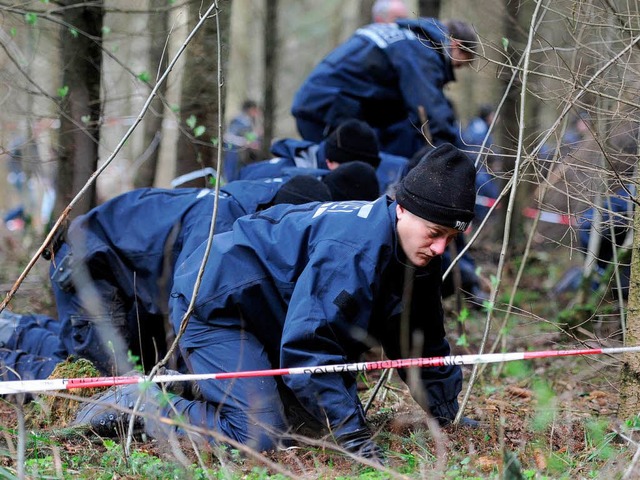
[0,235,637,478]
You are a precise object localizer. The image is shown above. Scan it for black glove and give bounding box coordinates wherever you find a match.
[73,382,162,437]
[336,429,385,464]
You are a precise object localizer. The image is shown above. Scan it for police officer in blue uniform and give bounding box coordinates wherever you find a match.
[0,176,331,381]
[577,185,634,298]
[240,119,409,195]
[291,18,477,159]
[75,143,478,461]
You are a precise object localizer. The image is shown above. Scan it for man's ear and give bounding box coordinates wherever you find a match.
[326,159,339,170]
[396,203,406,218]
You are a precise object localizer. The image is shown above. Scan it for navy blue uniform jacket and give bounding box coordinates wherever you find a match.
[291,18,461,157]
[1,183,295,381]
[240,138,409,195]
[63,183,286,318]
[171,196,462,438]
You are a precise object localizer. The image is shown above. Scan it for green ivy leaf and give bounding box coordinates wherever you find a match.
[57,85,69,98]
[102,26,111,35]
[103,438,116,449]
[137,71,150,83]
[170,104,180,113]
[39,0,50,3]
[186,115,197,129]
[81,115,91,125]
[455,334,468,347]
[24,12,37,25]
[69,28,78,38]
[193,125,206,138]
[501,37,509,51]
[211,137,219,147]
[9,27,16,37]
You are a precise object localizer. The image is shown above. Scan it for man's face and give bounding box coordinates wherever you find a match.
[450,42,475,68]
[396,204,459,267]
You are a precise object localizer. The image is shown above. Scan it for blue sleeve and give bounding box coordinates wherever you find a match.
[238,158,293,180]
[387,43,463,150]
[280,240,378,438]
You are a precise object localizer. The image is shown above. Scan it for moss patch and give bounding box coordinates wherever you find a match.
[27,357,105,428]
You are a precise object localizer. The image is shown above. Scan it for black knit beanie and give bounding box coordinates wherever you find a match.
[324,120,381,168]
[323,161,380,201]
[395,143,476,231]
[272,175,332,205]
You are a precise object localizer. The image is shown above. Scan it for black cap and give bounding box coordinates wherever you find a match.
[395,143,476,231]
[325,120,381,168]
[272,175,332,205]
[323,161,380,201]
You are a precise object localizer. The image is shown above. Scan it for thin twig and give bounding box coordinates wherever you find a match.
[15,401,25,480]
[456,0,547,424]
[0,1,211,313]
[124,0,222,455]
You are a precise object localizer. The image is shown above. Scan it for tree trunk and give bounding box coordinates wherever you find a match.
[261,0,278,159]
[55,0,103,219]
[493,0,526,247]
[618,166,640,420]
[417,0,441,17]
[359,0,375,25]
[133,0,169,188]
[173,0,231,186]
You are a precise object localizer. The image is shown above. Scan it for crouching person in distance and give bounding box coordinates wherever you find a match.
[74,144,477,462]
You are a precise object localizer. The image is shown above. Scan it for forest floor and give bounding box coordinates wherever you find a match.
[0,224,638,479]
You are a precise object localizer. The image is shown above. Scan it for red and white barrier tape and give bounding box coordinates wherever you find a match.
[0,346,637,395]
[476,195,499,208]
[477,195,578,226]
[522,207,577,226]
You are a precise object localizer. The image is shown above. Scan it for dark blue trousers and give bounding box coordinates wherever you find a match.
[0,313,65,381]
[162,314,288,452]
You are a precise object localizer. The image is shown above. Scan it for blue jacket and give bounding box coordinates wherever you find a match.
[239,139,329,181]
[3,183,300,380]
[463,117,493,156]
[291,18,461,157]
[240,138,409,195]
[578,187,633,268]
[462,117,500,220]
[63,185,287,318]
[171,196,462,438]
